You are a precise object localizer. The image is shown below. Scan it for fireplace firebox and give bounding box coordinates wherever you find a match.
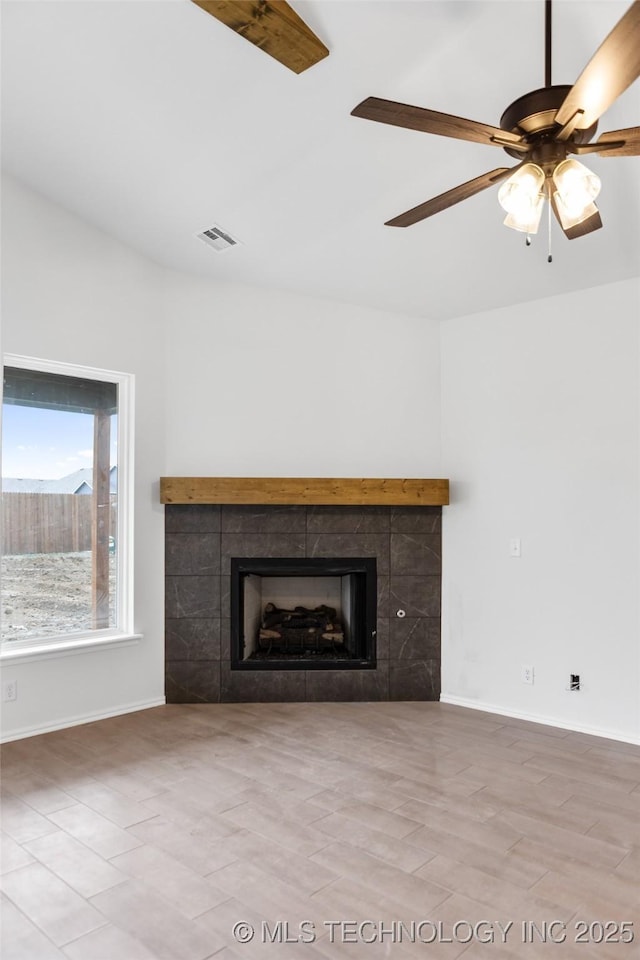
[231,557,377,670]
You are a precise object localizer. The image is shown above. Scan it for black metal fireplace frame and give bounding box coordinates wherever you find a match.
[230,557,377,671]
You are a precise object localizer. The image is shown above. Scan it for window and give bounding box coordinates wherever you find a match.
[1,356,134,652]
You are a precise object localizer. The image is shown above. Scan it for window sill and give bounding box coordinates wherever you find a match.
[0,633,142,664]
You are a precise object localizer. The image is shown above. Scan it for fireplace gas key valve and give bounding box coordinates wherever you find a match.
[396,609,406,619]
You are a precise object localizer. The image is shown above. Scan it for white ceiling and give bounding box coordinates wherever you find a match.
[2,0,639,320]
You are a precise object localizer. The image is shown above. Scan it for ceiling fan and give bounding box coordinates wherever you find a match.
[352,0,640,241]
[190,0,328,74]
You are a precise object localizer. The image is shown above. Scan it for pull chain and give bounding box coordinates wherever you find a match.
[547,183,553,263]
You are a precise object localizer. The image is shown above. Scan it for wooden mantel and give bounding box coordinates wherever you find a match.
[160,477,449,506]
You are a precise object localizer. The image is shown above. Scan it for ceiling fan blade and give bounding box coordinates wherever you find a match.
[352,97,526,150]
[555,0,640,135]
[573,126,640,157]
[550,194,603,239]
[385,167,515,228]
[190,0,329,74]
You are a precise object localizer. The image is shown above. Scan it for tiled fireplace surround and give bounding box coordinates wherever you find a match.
[165,503,441,703]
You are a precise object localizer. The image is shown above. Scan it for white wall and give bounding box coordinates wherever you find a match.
[441,279,640,742]
[162,273,442,478]
[1,175,167,739]
[5,176,638,744]
[1,177,442,740]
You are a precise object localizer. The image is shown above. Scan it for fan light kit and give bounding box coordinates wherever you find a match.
[498,158,601,235]
[352,0,640,256]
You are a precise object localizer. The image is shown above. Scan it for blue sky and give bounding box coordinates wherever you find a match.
[2,405,118,480]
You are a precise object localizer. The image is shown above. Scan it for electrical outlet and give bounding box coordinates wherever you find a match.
[521,664,534,685]
[2,680,18,702]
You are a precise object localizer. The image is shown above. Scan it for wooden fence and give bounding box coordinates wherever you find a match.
[1,493,117,555]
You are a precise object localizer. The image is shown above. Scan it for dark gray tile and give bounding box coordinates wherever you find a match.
[305,662,389,702]
[377,576,390,619]
[165,661,221,703]
[165,505,221,533]
[220,577,230,619]
[220,618,231,660]
[389,618,440,660]
[390,577,440,618]
[307,534,389,575]
[306,507,390,534]
[375,617,390,659]
[390,507,441,534]
[390,533,441,576]
[220,534,306,573]
[220,664,306,703]
[165,534,220,576]
[165,576,220,619]
[389,659,440,701]
[165,619,221,660]
[221,505,306,533]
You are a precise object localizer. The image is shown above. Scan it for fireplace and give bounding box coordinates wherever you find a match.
[163,492,446,703]
[231,557,377,670]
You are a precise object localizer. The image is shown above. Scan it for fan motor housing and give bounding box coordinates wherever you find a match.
[500,85,598,159]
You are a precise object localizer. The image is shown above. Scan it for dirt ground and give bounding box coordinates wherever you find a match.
[1,552,116,641]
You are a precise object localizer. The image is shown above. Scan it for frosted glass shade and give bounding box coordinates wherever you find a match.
[498,163,546,234]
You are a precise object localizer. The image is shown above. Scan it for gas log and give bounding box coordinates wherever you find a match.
[258,602,345,653]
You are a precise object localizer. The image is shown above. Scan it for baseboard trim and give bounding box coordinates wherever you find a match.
[439,694,640,746]
[0,697,167,743]
[4,694,637,746]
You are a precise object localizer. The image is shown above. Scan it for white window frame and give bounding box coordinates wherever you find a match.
[1,354,138,661]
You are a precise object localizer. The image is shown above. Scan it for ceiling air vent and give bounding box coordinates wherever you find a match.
[197,224,241,253]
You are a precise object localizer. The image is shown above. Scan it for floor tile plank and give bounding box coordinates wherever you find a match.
[0,863,107,946]
[62,923,160,960]
[1,895,67,960]
[46,804,143,860]
[23,831,126,898]
[89,879,218,960]
[1,702,637,959]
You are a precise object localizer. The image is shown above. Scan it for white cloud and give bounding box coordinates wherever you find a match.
[77,449,93,459]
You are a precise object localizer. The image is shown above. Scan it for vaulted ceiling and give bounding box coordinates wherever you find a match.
[2,0,639,319]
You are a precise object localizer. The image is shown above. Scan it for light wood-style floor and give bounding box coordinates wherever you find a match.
[1,702,639,959]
